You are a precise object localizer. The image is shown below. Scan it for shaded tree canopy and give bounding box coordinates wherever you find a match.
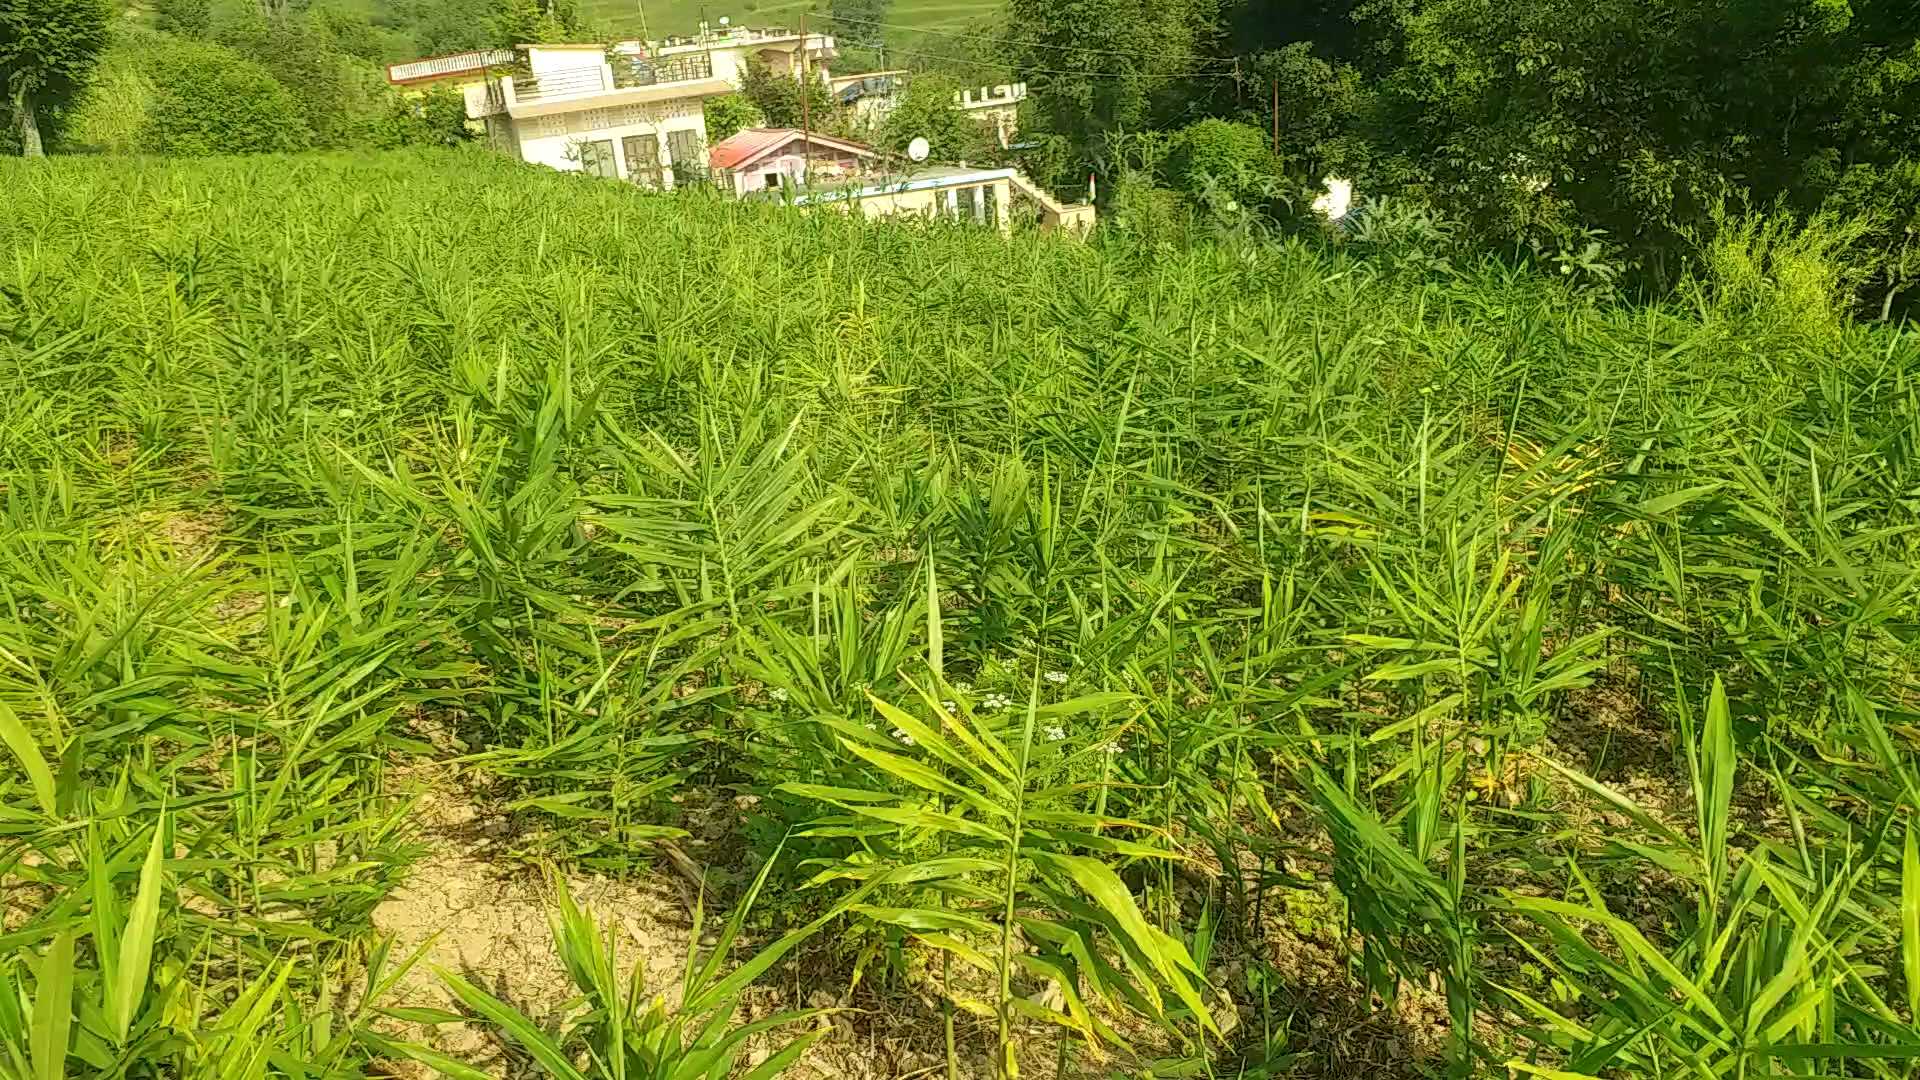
[1,0,112,155]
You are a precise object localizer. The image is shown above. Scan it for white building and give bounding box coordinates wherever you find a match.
[955,82,1026,148]
[465,30,836,187]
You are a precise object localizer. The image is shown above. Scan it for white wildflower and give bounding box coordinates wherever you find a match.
[941,700,957,712]
[982,692,1012,711]
[1043,671,1068,685]
[769,687,789,703]
[1101,741,1125,755]
[1044,724,1066,742]
[890,727,916,747]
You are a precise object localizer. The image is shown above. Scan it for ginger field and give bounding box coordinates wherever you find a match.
[2,149,1918,1079]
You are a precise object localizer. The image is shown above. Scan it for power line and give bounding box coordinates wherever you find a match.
[881,44,1239,81]
[827,13,1241,68]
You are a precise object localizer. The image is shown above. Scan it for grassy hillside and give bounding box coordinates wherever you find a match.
[2,148,1918,1079]
[574,0,1004,44]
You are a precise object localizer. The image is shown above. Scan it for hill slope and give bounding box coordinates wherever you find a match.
[575,0,1004,44]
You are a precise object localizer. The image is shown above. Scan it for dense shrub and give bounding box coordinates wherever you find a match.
[702,93,762,144]
[61,30,310,155]
[57,42,153,153]
[216,14,388,149]
[1106,169,1193,249]
[378,85,474,148]
[140,37,310,155]
[1168,118,1279,204]
[878,72,997,164]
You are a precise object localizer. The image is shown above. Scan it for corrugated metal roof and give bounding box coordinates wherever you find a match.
[708,128,877,170]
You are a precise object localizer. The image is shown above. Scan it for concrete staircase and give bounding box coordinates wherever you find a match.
[1006,170,1097,233]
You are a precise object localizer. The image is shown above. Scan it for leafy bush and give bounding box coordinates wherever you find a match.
[739,58,833,131]
[216,14,388,149]
[139,36,310,154]
[57,39,154,153]
[154,0,210,38]
[379,85,473,148]
[1106,169,1193,249]
[1697,209,1876,338]
[1343,194,1463,277]
[702,92,762,143]
[878,72,996,164]
[1168,118,1279,205]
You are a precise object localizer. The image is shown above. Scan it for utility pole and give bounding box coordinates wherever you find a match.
[800,12,813,179]
[1271,78,1280,157]
[637,0,649,44]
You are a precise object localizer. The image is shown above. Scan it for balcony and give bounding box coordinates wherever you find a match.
[613,53,714,89]
[515,66,614,102]
[465,53,731,121]
[387,48,515,86]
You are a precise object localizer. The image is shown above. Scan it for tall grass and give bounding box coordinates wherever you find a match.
[1,148,1916,1078]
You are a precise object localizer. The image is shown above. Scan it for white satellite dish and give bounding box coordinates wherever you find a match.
[906,136,931,163]
[718,15,729,26]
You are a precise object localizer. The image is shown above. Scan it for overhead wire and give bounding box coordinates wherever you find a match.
[827,13,1243,69]
[878,44,1241,81]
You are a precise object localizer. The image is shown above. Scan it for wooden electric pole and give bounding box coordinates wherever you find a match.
[1271,78,1280,157]
[800,12,813,174]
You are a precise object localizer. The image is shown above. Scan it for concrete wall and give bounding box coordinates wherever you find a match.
[845,178,1011,234]
[955,83,1026,148]
[508,99,709,186]
[726,145,866,197]
[657,34,835,91]
[525,45,606,75]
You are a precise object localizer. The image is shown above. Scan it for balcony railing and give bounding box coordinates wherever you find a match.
[515,66,611,102]
[388,48,514,85]
[612,52,714,88]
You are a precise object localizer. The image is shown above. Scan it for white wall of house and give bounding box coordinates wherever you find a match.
[653,34,835,89]
[525,44,606,75]
[724,150,865,197]
[506,99,710,186]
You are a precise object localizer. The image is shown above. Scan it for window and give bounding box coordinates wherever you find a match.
[579,139,617,178]
[622,134,661,187]
[666,128,704,185]
[764,171,783,190]
[983,182,998,227]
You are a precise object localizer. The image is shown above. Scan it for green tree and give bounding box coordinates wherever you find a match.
[740,58,832,130]
[380,83,473,147]
[703,92,762,142]
[1377,0,1918,293]
[310,6,398,64]
[878,72,993,163]
[491,0,588,49]
[1006,0,1224,174]
[1220,0,1919,310]
[388,0,495,55]
[1,0,111,156]
[139,35,310,153]
[218,13,387,148]
[1168,117,1279,202]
